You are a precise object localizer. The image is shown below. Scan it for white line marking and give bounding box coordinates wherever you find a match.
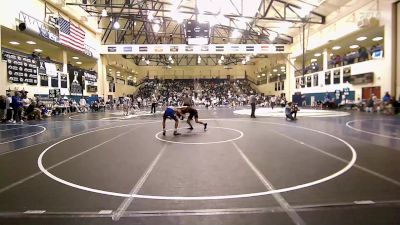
[24,210,46,214]
[0,120,158,157]
[0,125,46,145]
[155,127,244,145]
[0,125,31,132]
[346,119,400,140]
[98,210,113,214]
[354,200,375,205]
[113,144,168,221]
[37,119,357,201]
[231,141,306,225]
[0,123,153,195]
[271,131,400,187]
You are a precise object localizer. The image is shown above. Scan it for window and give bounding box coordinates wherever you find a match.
[333,69,340,84]
[306,76,312,87]
[343,67,351,83]
[325,71,331,85]
[313,73,318,86]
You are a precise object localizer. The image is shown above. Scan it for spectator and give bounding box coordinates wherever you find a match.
[11,92,23,123]
[6,93,14,123]
[0,95,5,123]
[383,92,391,103]
[366,95,375,112]
[285,102,297,121]
[25,102,42,120]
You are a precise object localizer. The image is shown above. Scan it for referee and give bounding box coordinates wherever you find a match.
[250,94,257,118]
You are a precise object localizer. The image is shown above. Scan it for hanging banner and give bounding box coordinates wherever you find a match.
[68,67,84,96]
[49,89,61,99]
[51,73,59,88]
[37,61,47,76]
[60,73,68,88]
[2,51,38,85]
[83,71,97,83]
[40,75,49,86]
[102,44,289,55]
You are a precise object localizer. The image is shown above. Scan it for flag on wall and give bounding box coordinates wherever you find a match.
[59,17,85,52]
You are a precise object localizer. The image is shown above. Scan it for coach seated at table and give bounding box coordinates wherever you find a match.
[285,102,298,121]
[25,102,42,120]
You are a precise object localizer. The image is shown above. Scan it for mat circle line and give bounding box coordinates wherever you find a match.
[0,124,47,145]
[346,119,400,140]
[38,119,357,200]
[155,126,244,145]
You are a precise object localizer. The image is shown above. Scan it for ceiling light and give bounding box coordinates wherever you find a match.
[76,61,82,64]
[277,74,281,76]
[152,23,161,32]
[329,53,334,56]
[34,49,43,52]
[117,74,120,77]
[298,5,313,18]
[273,69,278,72]
[332,46,341,50]
[101,8,108,17]
[257,75,261,78]
[148,11,154,21]
[372,36,383,41]
[350,45,359,49]
[26,41,36,45]
[171,10,183,24]
[72,56,79,60]
[231,29,241,38]
[314,53,321,57]
[356,36,367,41]
[9,41,20,45]
[116,71,120,73]
[311,58,317,62]
[262,73,266,76]
[109,68,112,71]
[113,20,120,29]
[269,32,278,42]
[269,73,272,76]
[280,66,285,69]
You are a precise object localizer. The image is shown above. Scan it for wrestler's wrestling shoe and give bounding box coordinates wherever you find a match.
[204,123,208,131]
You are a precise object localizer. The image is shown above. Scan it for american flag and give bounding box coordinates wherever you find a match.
[59,17,85,52]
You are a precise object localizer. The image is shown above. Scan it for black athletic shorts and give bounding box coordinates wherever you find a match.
[188,111,198,120]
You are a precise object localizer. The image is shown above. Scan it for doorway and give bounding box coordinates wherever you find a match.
[362,86,381,100]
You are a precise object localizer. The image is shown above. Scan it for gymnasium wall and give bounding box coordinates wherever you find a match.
[294,58,385,100]
[290,0,396,98]
[143,64,256,80]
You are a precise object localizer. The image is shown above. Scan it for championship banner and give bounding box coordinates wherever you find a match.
[60,72,68,88]
[68,67,84,96]
[101,44,289,55]
[51,73,59,88]
[2,51,38,85]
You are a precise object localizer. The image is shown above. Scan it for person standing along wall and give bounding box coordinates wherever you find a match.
[151,95,157,113]
[250,94,257,118]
